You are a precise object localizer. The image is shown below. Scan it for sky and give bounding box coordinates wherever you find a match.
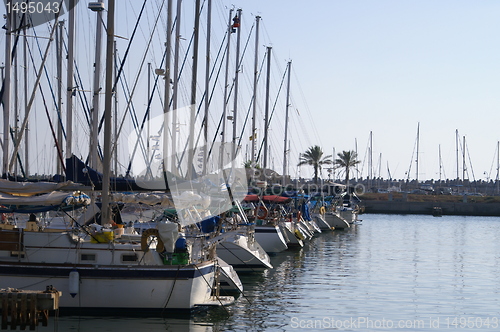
[3,0,500,183]
[219,0,500,182]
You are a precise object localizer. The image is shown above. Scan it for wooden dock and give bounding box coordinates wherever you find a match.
[0,286,61,330]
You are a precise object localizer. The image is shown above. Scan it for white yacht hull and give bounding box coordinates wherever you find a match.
[280,222,304,247]
[216,232,272,272]
[254,225,288,254]
[324,212,350,229]
[0,261,217,311]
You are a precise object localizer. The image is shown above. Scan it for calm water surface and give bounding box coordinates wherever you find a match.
[39,214,500,331]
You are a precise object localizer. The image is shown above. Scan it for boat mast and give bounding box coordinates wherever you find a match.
[231,9,242,162]
[12,14,18,176]
[23,21,29,175]
[90,0,104,170]
[368,131,372,189]
[101,0,115,225]
[66,0,76,161]
[171,0,182,173]
[438,144,442,183]
[113,40,118,176]
[497,141,499,195]
[282,61,291,186]
[56,20,64,175]
[187,0,201,179]
[462,135,466,181]
[202,0,212,176]
[455,129,459,182]
[416,122,419,185]
[163,0,172,176]
[220,8,232,170]
[263,46,271,170]
[3,6,12,176]
[251,15,260,165]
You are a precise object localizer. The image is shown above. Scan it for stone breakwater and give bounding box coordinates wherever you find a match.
[362,200,500,216]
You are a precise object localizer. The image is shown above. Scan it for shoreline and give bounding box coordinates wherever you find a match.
[361,193,500,216]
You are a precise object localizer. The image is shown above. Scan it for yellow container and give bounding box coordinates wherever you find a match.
[90,230,114,243]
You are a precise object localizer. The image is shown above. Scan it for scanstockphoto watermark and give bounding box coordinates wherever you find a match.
[3,0,80,28]
[128,105,248,226]
[290,317,428,330]
[290,316,500,330]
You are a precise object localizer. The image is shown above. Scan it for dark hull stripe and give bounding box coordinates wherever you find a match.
[0,263,214,279]
[255,228,280,233]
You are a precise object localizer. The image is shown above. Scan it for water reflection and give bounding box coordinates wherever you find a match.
[37,215,500,331]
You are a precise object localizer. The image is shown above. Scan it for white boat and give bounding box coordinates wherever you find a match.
[337,206,357,224]
[216,228,273,272]
[279,222,304,248]
[217,257,244,295]
[254,225,288,254]
[313,214,333,231]
[0,222,232,312]
[323,212,350,229]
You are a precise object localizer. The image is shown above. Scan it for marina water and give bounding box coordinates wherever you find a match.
[38,214,500,331]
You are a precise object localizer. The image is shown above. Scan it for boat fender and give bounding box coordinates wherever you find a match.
[254,205,268,220]
[141,228,165,253]
[294,229,305,241]
[69,269,79,298]
[297,211,302,222]
[319,206,326,215]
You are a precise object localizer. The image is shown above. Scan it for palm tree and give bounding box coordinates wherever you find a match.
[298,146,332,183]
[334,150,361,185]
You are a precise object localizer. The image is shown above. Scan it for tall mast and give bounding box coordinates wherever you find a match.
[251,15,260,164]
[497,141,499,195]
[113,40,118,175]
[455,129,459,181]
[333,146,336,181]
[90,0,104,170]
[438,144,442,183]
[263,46,271,169]
[12,14,18,176]
[163,0,172,175]
[171,0,182,172]
[187,0,201,179]
[23,22,29,175]
[56,20,64,174]
[147,62,151,172]
[415,122,419,184]
[219,9,232,170]
[66,0,76,161]
[231,9,242,162]
[462,135,466,181]
[101,0,115,225]
[3,6,12,176]
[202,0,211,176]
[368,131,372,188]
[354,138,357,180]
[282,61,291,186]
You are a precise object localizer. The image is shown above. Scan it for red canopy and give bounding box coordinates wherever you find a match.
[243,195,292,204]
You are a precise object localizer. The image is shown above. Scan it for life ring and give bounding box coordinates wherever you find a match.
[254,205,268,220]
[319,206,326,215]
[141,228,165,253]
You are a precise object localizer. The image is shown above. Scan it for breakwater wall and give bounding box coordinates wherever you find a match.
[362,200,500,216]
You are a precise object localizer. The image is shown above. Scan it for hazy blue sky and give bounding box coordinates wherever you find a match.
[5,0,500,183]
[221,0,500,182]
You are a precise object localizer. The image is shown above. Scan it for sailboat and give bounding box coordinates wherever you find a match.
[0,0,234,312]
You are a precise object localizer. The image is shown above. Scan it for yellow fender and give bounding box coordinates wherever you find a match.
[294,229,305,241]
[319,206,326,215]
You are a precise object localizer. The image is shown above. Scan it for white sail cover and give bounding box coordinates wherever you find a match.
[0,180,84,196]
[0,191,83,206]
